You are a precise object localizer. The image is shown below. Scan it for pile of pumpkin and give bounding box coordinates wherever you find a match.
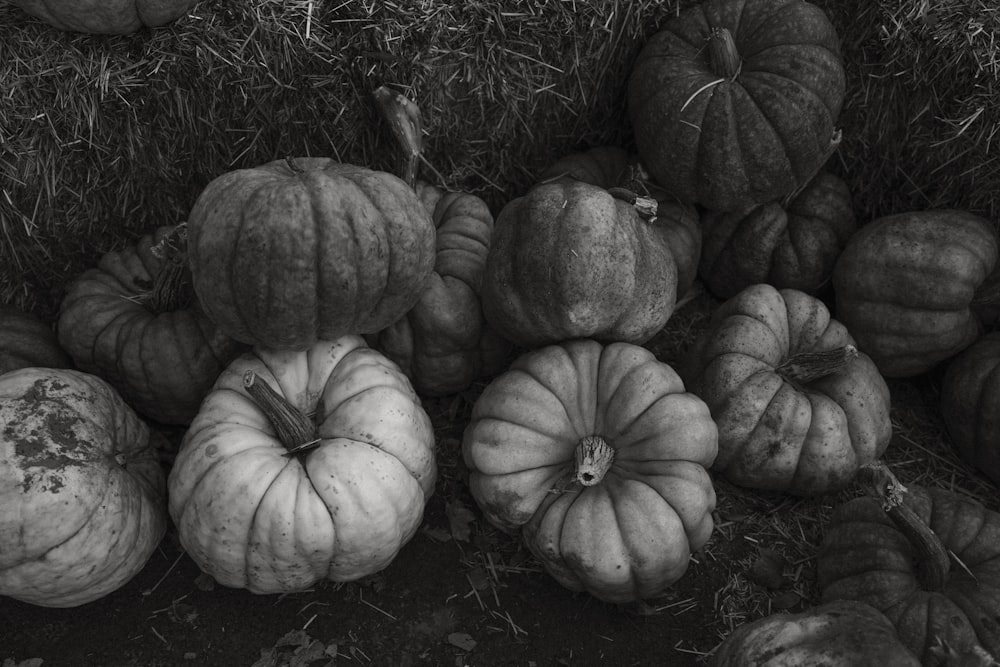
[2,0,999,664]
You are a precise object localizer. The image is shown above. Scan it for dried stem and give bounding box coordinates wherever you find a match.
[242,370,317,455]
[574,435,615,486]
[373,85,423,189]
[775,344,858,384]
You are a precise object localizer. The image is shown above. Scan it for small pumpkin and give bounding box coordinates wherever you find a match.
[0,304,71,374]
[686,284,891,496]
[832,209,998,378]
[462,338,718,603]
[699,171,856,299]
[186,157,437,351]
[627,0,845,211]
[57,225,246,426]
[167,336,436,594]
[0,368,168,607]
[710,600,920,667]
[941,332,1000,487]
[818,463,1000,664]
[9,0,196,34]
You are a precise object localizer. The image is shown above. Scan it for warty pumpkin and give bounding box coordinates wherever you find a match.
[0,304,71,375]
[9,0,196,34]
[167,336,436,594]
[941,331,1000,487]
[462,338,718,603]
[0,368,167,607]
[627,0,845,211]
[687,284,892,496]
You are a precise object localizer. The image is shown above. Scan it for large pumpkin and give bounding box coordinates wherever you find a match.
[57,225,245,425]
[9,0,196,34]
[167,336,436,594]
[627,0,845,211]
[0,304,71,374]
[0,368,167,607]
[481,179,680,348]
[832,209,998,377]
[462,339,718,603]
[941,332,1000,486]
[699,171,856,298]
[687,284,892,496]
[186,158,437,351]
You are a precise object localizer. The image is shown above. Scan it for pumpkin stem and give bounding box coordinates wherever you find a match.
[284,156,304,174]
[708,27,741,80]
[373,85,423,189]
[608,186,659,221]
[242,370,318,455]
[775,344,859,384]
[574,435,615,486]
[857,461,951,592]
[141,224,194,314]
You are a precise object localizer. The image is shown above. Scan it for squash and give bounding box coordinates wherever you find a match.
[941,332,1000,487]
[9,0,196,34]
[167,336,436,594]
[832,209,998,378]
[57,225,245,425]
[0,304,71,374]
[627,0,845,211]
[699,171,856,298]
[462,338,718,603]
[818,463,1000,665]
[710,600,920,666]
[0,368,167,607]
[186,157,437,351]
[686,284,891,496]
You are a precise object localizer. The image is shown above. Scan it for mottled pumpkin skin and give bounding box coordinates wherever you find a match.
[366,183,512,397]
[462,339,718,603]
[10,0,196,34]
[482,180,680,348]
[539,146,702,297]
[941,332,1000,486]
[818,486,1000,664]
[187,158,437,351]
[168,336,436,594]
[688,284,891,496]
[628,0,845,211]
[700,171,856,298]
[711,600,920,667]
[0,305,71,375]
[833,210,998,378]
[0,368,167,608]
[57,226,245,426]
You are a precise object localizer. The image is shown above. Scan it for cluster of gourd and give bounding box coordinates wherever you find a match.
[2,0,1000,664]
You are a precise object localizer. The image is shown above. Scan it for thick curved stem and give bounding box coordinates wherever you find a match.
[775,344,858,384]
[574,435,615,486]
[708,28,741,80]
[373,85,423,189]
[608,186,658,221]
[141,224,193,314]
[243,370,318,456]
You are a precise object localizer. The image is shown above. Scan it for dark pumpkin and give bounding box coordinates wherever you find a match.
[941,332,1000,486]
[0,305,71,374]
[9,0,196,33]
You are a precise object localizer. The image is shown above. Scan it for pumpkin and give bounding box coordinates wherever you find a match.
[481,179,680,348]
[710,600,920,666]
[818,463,1000,665]
[0,368,167,607]
[167,336,436,594]
[9,0,196,34]
[627,0,845,212]
[699,171,856,299]
[462,338,718,603]
[832,209,998,378]
[0,304,71,374]
[186,157,437,351]
[57,225,245,426]
[686,284,891,496]
[940,332,1000,487]
[538,146,703,299]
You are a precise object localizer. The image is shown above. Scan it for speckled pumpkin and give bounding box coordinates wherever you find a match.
[9,0,197,34]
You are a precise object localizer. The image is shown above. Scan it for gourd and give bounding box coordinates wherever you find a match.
[832,209,998,377]
[627,0,845,212]
[57,225,245,425]
[0,368,167,607]
[0,304,70,374]
[462,338,718,603]
[686,284,891,496]
[9,0,197,34]
[167,336,436,594]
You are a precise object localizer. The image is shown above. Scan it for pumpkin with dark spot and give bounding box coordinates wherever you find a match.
[0,305,71,374]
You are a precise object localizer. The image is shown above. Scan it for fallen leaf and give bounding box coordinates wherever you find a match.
[194,572,216,592]
[748,548,787,590]
[771,590,802,610]
[446,501,477,542]
[447,632,477,651]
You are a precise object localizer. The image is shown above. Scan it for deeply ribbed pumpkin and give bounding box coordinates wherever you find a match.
[0,368,167,607]
[0,305,70,375]
[9,0,196,33]
[941,332,1000,486]
[462,339,718,603]
[168,336,436,594]
[627,0,845,211]
[57,225,245,425]
[186,158,437,351]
